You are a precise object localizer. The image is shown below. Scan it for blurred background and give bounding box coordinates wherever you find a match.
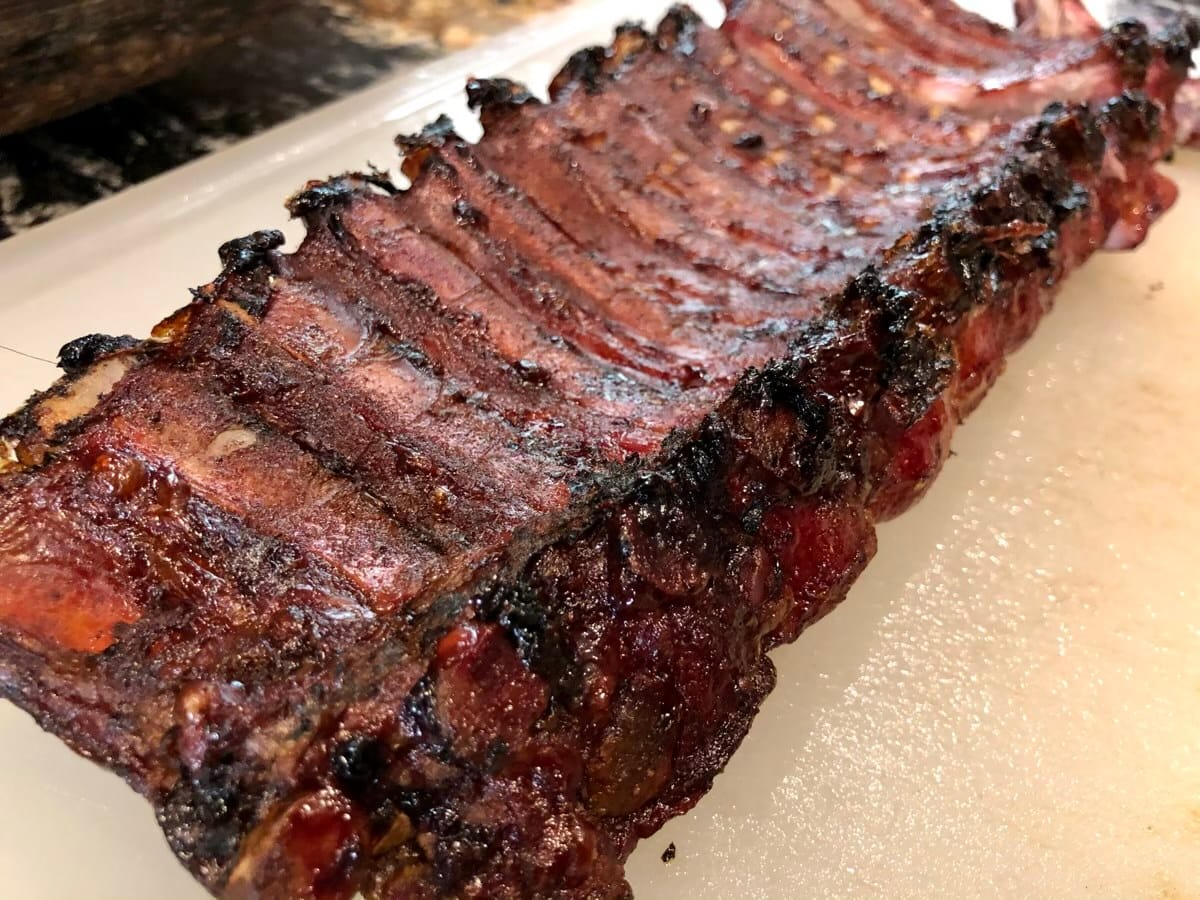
[0,0,564,240]
[0,0,1194,241]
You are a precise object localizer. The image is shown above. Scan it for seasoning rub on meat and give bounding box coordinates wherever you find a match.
[0,2,1195,898]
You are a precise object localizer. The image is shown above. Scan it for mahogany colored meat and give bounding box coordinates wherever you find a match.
[0,2,1195,898]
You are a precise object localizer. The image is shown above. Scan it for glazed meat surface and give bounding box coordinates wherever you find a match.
[0,2,1195,898]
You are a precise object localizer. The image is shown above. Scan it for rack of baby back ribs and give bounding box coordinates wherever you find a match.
[0,1,1196,898]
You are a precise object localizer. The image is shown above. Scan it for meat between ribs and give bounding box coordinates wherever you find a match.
[0,2,1195,898]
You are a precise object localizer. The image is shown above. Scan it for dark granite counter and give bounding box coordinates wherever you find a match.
[0,1,558,240]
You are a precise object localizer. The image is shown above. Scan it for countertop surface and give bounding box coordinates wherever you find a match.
[0,0,560,240]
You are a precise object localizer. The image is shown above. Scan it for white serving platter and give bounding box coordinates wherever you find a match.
[1,1,1198,897]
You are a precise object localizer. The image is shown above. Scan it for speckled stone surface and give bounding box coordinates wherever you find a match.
[0,0,557,240]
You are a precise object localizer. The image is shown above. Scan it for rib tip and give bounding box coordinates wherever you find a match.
[466,77,538,113]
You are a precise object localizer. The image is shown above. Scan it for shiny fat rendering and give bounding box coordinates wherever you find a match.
[0,2,1195,898]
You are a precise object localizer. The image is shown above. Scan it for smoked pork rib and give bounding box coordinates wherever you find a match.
[0,2,1195,898]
